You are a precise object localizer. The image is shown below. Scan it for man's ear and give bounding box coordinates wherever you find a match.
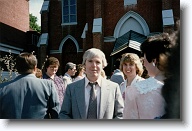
[35,65,38,70]
[33,65,37,74]
[152,59,157,66]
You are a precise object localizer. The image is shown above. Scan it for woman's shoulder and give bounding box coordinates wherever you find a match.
[74,76,84,82]
[132,75,145,84]
[137,76,145,81]
[134,77,164,94]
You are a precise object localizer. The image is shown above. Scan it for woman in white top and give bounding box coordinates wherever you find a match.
[119,53,144,100]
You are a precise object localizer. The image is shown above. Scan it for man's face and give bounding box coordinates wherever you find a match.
[85,56,103,81]
[46,64,58,76]
[68,66,76,76]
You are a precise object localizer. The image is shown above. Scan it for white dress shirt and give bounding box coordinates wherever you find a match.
[84,76,102,118]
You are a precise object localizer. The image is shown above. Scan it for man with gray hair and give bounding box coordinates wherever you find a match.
[59,48,124,119]
[63,62,76,86]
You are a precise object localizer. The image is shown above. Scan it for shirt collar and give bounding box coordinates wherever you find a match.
[85,76,102,87]
[114,69,121,73]
[43,73,50,79]
[43,73,56,80]
[130,75,140,86]
[65,73,72,79]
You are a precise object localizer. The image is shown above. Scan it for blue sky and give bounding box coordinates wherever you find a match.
[29,0,44,26]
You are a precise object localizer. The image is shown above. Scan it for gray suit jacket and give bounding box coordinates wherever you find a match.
[59,77,124,119]
[0,74,60,119]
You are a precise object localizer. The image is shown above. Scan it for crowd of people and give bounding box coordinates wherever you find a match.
[0,27,180,119]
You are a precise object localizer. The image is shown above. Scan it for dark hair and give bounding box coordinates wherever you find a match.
[16,52,37,74]
[114,58,121,70]
[44,57,60,72]
[140,33,171,71]
[65,62,76,72]
[161,29,180,119]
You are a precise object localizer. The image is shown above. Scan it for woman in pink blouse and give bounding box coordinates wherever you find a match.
[123,33,171,119]
[119,53,144,101]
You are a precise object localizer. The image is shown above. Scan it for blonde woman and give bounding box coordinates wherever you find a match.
[101,69,107,79]
[119,53,144,100]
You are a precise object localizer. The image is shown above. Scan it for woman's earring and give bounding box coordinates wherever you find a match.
[152,62,155,67]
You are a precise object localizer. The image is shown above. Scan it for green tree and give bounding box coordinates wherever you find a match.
[29,13,41,33]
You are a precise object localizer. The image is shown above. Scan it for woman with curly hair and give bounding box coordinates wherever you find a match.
[119,53,144,100]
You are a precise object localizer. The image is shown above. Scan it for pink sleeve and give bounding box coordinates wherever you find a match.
[123,87,166,119]
[136,88,166,119]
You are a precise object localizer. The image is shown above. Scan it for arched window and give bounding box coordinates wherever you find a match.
[114,11,150,38]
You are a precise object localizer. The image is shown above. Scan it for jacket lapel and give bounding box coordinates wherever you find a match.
[99,78,110,119]
[75,78,86,119]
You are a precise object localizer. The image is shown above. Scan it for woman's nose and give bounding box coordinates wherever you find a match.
[126,65,131,69]
[92,62,96,66]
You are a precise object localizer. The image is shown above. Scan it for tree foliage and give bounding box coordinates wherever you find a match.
[29,13,41,33]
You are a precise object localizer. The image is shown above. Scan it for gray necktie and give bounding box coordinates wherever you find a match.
[87,82,97,119]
